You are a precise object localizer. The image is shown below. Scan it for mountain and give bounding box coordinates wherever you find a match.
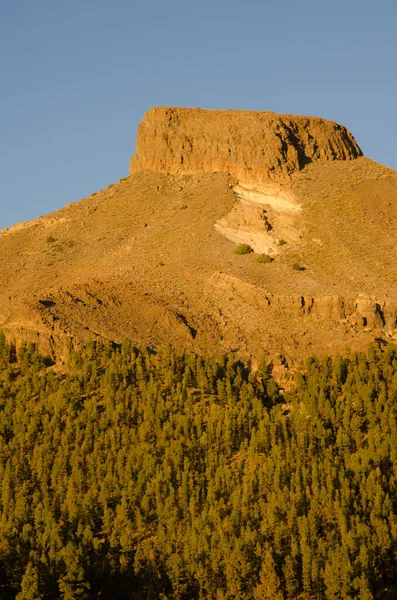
[1,107,397,368]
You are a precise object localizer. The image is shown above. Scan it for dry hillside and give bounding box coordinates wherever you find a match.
[1,107,397,370]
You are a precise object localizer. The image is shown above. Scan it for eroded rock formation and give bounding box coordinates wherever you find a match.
[130,107,362,184]
[207,272,397,333]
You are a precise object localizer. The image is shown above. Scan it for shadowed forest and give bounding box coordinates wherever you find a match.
[0,334,396,599]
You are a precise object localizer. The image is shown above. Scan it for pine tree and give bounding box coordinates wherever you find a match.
[16,561,42,600]
[253,549,283,600]
[58,544,90,600]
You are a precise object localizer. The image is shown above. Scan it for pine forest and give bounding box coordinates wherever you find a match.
[0,333,396,599]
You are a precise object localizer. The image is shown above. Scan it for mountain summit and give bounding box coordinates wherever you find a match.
[1,108,396,368]
[130,107,362,183]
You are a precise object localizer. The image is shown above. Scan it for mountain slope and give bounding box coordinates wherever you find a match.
[1,108,397,366]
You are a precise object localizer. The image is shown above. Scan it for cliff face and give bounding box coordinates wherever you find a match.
[130,107,362,184]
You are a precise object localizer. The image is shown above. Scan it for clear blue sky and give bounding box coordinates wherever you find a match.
[1,0,396,229]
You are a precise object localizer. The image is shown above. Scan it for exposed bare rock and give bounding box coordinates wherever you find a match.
[130,107,362,184]
[206,272,397,327]
[215,183,302,254]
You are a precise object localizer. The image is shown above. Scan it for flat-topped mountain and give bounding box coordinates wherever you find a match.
[130,107,362,184]
[1,107,397,370]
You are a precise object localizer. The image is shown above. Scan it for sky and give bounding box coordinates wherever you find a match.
[1,0,396,229]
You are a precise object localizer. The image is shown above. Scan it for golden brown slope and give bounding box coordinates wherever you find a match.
[2,107,397,366]
[2,154,397,366]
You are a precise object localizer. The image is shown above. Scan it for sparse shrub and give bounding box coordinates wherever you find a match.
[256,254,274,264]
[278,239,287,246]
[234,244,254,255]
[292,263,305,271]
[46,238,75,253]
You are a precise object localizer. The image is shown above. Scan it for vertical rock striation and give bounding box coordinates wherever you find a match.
[130,107,363,184]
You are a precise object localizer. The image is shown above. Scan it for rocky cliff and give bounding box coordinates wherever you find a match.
[130,107,362,184]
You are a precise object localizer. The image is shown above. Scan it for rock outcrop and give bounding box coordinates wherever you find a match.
[207,272,397,334]
[130,107,362,184]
